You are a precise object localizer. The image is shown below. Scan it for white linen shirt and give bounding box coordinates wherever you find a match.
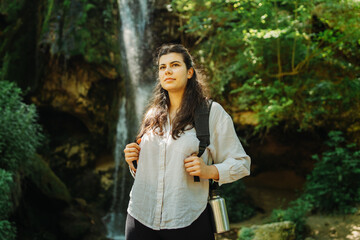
[127,101,251,230]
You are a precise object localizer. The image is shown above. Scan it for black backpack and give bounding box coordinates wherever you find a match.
[194,99,214,184]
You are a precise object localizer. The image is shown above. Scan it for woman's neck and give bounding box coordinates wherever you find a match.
[168,91,183,114]
[168,92,184,126]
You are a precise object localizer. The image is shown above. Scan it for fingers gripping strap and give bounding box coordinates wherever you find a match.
[194,100,213,182]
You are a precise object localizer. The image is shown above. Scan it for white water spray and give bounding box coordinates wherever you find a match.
[102,98,128,240]
[102,0,152,239]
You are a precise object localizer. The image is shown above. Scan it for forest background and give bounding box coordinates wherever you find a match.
[1,0,360,239]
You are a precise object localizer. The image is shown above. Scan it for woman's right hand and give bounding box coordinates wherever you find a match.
[124,142,141,173]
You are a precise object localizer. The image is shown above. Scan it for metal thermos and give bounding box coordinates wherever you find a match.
[209,189,230,233]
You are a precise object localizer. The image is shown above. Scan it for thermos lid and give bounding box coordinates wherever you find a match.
[210,189,221,198]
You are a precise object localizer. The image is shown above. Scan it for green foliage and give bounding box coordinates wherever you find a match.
[221,180,256,222]
[24,155,71,203]
[171,0,360,136]
[1,0,120,84]
[0,0,25,22]
[0,81,44,171]
[0,0,38,90]
[238,226,255,240]
[0,169,13,219]
[303,131,360,213]
[40,0,119,64]
[0,81,45,239]
[270,130,360,238]
[0,54,8,81]
[0,220,16,240]
[270,198,312,239]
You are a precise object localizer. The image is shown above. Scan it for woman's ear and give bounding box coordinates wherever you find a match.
[187,67,194,79]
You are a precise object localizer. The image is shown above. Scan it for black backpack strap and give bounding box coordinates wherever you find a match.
[194,99,213,182]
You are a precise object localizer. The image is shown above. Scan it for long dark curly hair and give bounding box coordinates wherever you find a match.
[136,44,210,140]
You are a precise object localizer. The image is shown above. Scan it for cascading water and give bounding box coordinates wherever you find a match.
[102,98,128,240]
[102,0,153,239]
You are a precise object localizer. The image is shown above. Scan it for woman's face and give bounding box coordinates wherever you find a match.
[158,53,193,94]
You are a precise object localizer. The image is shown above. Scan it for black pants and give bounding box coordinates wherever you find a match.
[125,205,215,240]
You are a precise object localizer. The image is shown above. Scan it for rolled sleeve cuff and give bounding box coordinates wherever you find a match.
[214,158,250,186]
[213,163,230,186]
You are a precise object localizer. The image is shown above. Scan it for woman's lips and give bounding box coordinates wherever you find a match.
[165,78,175,82]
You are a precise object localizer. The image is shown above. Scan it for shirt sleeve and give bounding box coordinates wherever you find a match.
[208,102,251,186]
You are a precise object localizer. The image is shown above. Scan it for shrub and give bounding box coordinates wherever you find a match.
[0,169,13,219]
[303,131,360,213]
[238,227,254,240]
[0,81,44,171]
[0,220,16,240]
[270,198,312,239]
[221,180,256,222]
[270,131,360,239]
[0,80,44,239]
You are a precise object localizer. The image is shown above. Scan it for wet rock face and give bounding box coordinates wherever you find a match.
[235,125,327,214]
[32,60,119,139]
[25,57,121,238]
[240,126,326,185]
[31,59,120,202]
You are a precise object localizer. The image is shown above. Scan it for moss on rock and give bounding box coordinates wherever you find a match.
[238,221,296,240]
[24,155,71,204]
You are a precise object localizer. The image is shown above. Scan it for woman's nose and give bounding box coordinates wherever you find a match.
[165,66,172,75]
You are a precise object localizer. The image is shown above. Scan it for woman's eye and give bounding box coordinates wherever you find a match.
[172,63,180,67]
[159,66,165,70]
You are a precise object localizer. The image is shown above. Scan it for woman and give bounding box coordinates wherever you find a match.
[124,44,251,240]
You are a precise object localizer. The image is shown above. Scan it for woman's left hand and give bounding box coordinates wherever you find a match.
[184,153,219,180]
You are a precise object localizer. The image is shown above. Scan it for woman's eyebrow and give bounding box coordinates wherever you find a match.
[159,61,182,66]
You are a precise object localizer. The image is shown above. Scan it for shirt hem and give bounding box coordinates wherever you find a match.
[127,203,208,230]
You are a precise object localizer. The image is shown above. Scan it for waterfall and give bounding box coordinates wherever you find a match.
[102,0,153,239]
[102,98,128,240]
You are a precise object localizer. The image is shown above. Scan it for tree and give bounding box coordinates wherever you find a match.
[171,0,360,138]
